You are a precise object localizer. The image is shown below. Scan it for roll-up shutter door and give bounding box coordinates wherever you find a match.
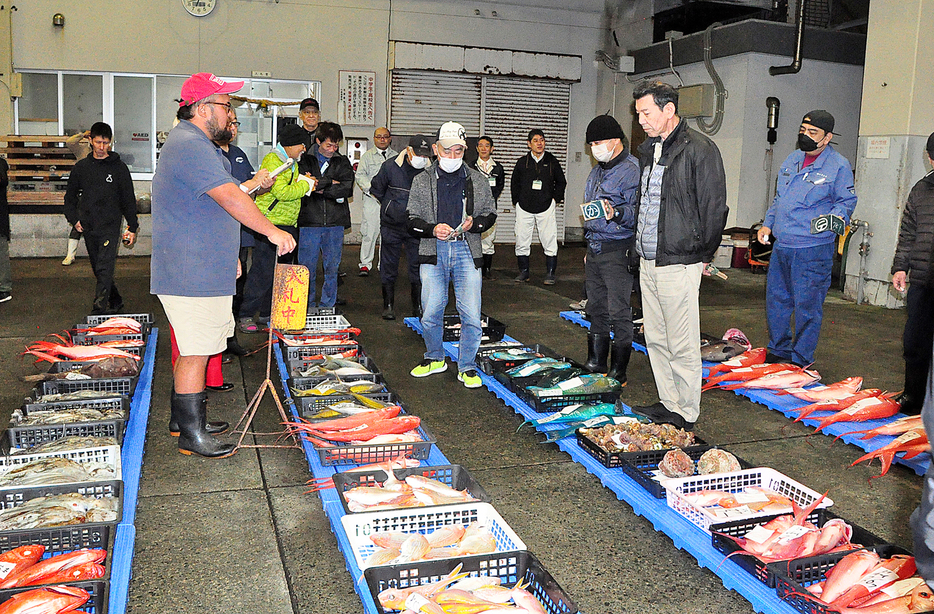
[389,70,481,136]
[482,77,570,245]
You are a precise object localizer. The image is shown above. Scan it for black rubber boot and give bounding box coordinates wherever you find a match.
[583,333,610,373]
[169,389,229,437]
[898,362,928,415]
[175,391,237,458]
[514,256,530,282]
[410,282,422,318]
[482,254,494,279]
[606,339,632,386]
[225,334,248,357]
[543,255,557,285]
[381,283,396,320]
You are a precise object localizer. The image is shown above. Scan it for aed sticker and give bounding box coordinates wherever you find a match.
[0,560,16,579]
[777,524,813,544]
[531,179,543,190]
[743,525,775,545]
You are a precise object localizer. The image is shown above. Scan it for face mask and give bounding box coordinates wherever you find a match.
[591,142,614,163]
[438,157,463,173]
[797,133,820,152]
[410,155,427,169]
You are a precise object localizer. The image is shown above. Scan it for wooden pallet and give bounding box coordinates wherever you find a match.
[0,135,76,208]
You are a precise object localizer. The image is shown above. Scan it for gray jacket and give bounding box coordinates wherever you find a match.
[406,162,497,267]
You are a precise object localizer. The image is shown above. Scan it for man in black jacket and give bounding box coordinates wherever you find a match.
[469,135,505,278]
[511,129,566,284]
[629,81,728,431]
[369,134,431,320]
[297,121,354,309]
[64,122,138,315]
[890,132,934,415]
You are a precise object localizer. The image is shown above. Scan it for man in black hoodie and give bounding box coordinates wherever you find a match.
[64,122,138,314]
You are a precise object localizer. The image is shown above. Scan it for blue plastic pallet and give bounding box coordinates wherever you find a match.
[560,310,930,476]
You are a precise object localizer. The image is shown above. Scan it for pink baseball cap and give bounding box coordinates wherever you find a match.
[179,72,244,106]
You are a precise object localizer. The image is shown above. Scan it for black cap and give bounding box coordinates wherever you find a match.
[299,97,319,111]
[409,134,432,156]
[279,123,306,147]
[802,110,835,134]
[586,115,625,143]
[927,132,934,158]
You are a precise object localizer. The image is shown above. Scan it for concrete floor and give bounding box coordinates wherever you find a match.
[0,245,919,614]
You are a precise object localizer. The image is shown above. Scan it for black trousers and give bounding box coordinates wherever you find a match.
[585,243,634,342]
[904,283,934,399]
[380,224,420,286]
[85,225,122,312]
[239,225,299,320]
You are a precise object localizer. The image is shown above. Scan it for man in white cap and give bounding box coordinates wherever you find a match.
[151,72,296,459]
[406,122,497,388]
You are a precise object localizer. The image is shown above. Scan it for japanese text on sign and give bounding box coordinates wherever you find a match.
[338,70,376,126]
[271,264,310,331]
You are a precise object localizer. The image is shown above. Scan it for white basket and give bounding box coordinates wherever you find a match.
[0,445,122,487]
[340,502,526,570]
[301,313,352,331]
[661,467,832,533]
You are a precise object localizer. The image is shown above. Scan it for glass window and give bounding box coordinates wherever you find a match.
[114,76,154,173]
[62,74,103,135]
[17,73,58,135]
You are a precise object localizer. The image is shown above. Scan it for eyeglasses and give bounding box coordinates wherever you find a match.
[205,101,232,111]
[230,121,241,127]
[375,135,392,140]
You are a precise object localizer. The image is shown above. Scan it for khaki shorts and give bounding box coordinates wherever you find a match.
[158,295,234,356]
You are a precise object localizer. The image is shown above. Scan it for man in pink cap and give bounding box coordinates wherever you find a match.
[151,72,296,459]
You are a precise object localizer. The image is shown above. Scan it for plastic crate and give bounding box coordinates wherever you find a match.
[68,331,146,353]
[46,359,142,379]
[22,394,129,418]
[278,328,358,345]
[0,482,122,531]
[284,341,360,362]
[38,372,137,398]
[662,467,833,533]
[299,312,352,331]
[333,464,491,515]
[0,444,122,484]
[292,390,395,418]
[288,355,382,387]
[502,365,586,398]
[442,313,506,343]
[0,523,113,585]
[0,581,108,614]
[85,312,152,325]
[710,509,892,588]
[8,412,126,450]
[364,550,578,614]
[341,502,525,570]
[771,544,915,614]
[576,428,705,469]
[309,424,436,467]
[477,344,562,376]
[523,390,621,414]
[618,445,748,497]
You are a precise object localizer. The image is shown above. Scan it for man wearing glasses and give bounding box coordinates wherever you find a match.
[298,98,320,151]
[355,127,397,277]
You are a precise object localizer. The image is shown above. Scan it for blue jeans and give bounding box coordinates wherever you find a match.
[298,227,344,308]
[420,240,482,372]
[765,242,834,366]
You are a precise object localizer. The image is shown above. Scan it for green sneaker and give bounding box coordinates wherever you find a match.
[410,359,447,378]
[457,369,482,389]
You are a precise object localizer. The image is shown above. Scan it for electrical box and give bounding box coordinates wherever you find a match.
[346,138,368,173]
[677,83,715,118]
[617,56,635,73]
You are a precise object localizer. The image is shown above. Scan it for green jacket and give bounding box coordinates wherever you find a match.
[254,147,307,226]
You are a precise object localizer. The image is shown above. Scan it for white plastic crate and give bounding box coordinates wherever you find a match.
[300,313,352,331]
[661,467,832,533]
[340,502,526,570]
[0,445,122,485]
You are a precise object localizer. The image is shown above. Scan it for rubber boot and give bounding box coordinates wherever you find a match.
[606,339,632,386]
[381,283,396,320]
[898,362,928,415]
[583,333,610,373]
[514,255,530,282]
[169,389,229,437]
[543,254,557,285]
[175,391,237,458]
[62,238,79,266]
[482,254,494,279]
[410,282,422,318]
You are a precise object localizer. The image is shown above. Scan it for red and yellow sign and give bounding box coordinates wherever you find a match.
[271,264,309,330]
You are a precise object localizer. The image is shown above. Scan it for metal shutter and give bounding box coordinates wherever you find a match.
[389,70,481,136]
[482,77,570,245]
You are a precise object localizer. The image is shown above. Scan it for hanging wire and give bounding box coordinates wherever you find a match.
[695,23,727,135]
[668,37,684,87]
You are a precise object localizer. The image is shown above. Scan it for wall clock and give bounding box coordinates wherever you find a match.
[182,0,217,17]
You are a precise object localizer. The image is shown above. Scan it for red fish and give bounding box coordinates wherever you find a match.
[305,416,422,442]
[828,555,916,609]
[293,407,402,432]
[718,368,819,391]
[811,395,901,434]
[704,347,767,377]
[777,376,863,401]
[849,430,930,480]
[791,389,886,424]
[21,562,105,586]
[0,549,106,589]
[842,415,924,442]
[703,363,798,390]
[0,546,45,583]
[0,585,90,614]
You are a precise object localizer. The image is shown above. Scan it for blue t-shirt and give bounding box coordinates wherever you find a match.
[222,144,255,183]
[151,120,239,296]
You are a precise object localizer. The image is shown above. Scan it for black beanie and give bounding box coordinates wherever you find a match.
[586,115,625,143]
[927,132,934,158]
[279,123,306,147]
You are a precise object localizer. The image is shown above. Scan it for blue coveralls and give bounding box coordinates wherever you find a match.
[763,144,857,366]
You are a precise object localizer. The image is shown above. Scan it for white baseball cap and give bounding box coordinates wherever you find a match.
[436,122,467,149]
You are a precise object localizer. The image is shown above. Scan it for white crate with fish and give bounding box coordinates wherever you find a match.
[0,482,122,534]
[7,403,127,450]
[340,502,525,570]
[0,444,121,488]
[662,467,833,533]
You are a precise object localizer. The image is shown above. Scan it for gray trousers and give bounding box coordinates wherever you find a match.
[0,236,10,292]
[910,350,934,582]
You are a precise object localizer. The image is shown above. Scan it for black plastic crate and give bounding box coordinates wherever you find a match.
[442,313,506,343]
[22,394,129,417]
[0,524,113,585]
[46,359,142,378]
[712,509,897,589]
[288,355,382,386]
[477,344,562,376]
[85,312,152,325]
[292,390,395,418]
[523,390,621,414]
[771,544,915,614]
[364,550,577,614]
[8,414,126,449]
[619,445,746,498]
[502,362,587,397]
[576,428,705,469]
[308,423,436,467]
[39,372,137,398]
[279,328,358,344]
[0,581,107,613]
[0,482,122,537]
[284,341,361,362]
[332,464,491,515]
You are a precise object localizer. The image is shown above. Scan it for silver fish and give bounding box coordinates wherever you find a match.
[11,436,118,455]
[700,340,747,362]
[0,457,115,487]
[0,493,118,530]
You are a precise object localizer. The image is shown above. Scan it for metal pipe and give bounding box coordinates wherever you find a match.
[770,0,806,76]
